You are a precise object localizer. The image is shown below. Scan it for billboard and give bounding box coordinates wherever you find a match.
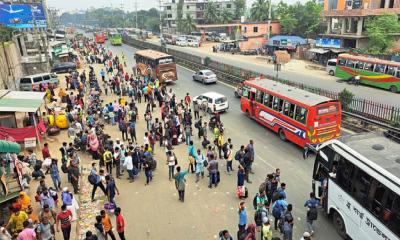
[316,38,341,48]
[0,3,47,29]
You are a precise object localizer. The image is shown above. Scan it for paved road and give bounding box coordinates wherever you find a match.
[100,41,342,240]
[145,39,400,107]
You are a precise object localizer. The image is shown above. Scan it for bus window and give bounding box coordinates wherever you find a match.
[374,64,386,73]
[294,106,307,124]
[255,90,264,103]
[283,101,295,118]
[397,70,400,78]
[272,97,283,112]
[338,59,346,66]
[263,93,271,107]
[355,61,364,70]
[364,63,374,71]
[241,86,250,99]
[368,180,386,218]
[386,66,396,76]
[335,155,355,194]
[352,168,371,207]
[387,196,400,236]
[346,60,355,68]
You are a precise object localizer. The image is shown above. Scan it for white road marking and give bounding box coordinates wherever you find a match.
[257,155,277,170]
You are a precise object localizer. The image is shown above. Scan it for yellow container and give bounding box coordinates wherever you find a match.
[55,114,69,129]
[48,115,55,126]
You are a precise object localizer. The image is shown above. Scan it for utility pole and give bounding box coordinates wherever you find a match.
[267,0,272,40]
[135,0,138,29]
[120,0,125,29]
[159,0,163,35]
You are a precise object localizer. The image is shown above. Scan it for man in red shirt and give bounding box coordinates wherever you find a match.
[115,207,125,240]
[56,204,72,240]
[184,93,191,108]
[42,143,51,159]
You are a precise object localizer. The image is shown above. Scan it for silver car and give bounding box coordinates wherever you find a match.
[192,70,217,84]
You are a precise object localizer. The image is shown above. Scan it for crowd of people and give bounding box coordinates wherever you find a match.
[0,36,320,240]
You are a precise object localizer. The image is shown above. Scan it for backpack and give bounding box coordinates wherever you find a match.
[252,193,259,210]
[223,149,229,160]
[254,208,268,226]
[88,174,97,185]
[234,150,241,161]
[61,163,68,173]
[272,191,280,202]
[222,142,229,153]
[272,202,284,219]
[104,152,112,163]
[307,206,318,221]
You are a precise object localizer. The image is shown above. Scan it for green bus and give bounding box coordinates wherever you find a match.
[335,53,400,93]
[110,33,122,46]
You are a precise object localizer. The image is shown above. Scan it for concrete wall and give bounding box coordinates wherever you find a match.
[0,42,24,90]
[241,22,280,38]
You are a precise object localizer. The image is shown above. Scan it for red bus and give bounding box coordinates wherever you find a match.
[94,32,106,44]
[240,79,341,147]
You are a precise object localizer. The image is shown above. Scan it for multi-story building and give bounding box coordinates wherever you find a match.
[163,0,236,31]
[321,0,400,49]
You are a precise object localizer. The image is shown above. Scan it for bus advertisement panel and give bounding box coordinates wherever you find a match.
[335,54,400,93]
[135,49,177,83]
[240,79,341,147]
[312,133,400,240]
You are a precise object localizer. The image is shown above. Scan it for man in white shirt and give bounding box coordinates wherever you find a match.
[143,132,149,146]
[123,152,134,182]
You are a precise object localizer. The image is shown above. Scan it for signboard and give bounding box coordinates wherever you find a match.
[0,3,47,29]
[316,38,341,49]
[24,137,36,148]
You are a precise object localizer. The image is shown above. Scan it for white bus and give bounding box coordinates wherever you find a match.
[311,133,400,240]
[326,58,337,76]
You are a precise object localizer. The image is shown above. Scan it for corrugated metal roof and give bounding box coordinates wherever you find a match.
[246,79,333,106]
[0,91,45,112]
[135,49,172,60]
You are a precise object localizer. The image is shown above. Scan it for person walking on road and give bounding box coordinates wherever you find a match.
[207,154,219,188]
[103,148,113,175]
[115,207,125,240]
[68,161,80,194]
[90,164,107,201]
[56,204,72,240]
[187,141,196,173]
[166,151,177,181]
[238,201,247,232]
[123,152,135,182]
[173,165,189,202]
[195,149,206,182]
[105,175,119,205]
[243,148,252,183]
[50,159,62,191]
[304,192,319,236]
[100,210,116,240]
[246,140,255,174]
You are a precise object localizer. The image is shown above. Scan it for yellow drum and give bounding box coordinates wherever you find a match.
[120,97,126,106]
[47,115,55,127]
[55,114,69,129]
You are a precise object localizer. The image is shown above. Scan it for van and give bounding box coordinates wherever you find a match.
[193,92,229,113]
[326,59,337,76]
[19,73,59,91]
[187,38,199,48]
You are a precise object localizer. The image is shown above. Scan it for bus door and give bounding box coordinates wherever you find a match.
[248,89,256,117]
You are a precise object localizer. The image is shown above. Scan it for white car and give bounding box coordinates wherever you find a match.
[192,70,217,84]
[176,37,188,46]
[193,92,229,113]
[187,39,199,47]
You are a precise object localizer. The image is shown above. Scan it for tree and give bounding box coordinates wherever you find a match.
[0,27,12,42]
[204,2,220,24]
[182,14,196,34]
[275,1,298,35]
[365,13,400,54]
[177,0,184,32]
[220,9,233,24]
[233,0,246,20]
[250,0,269,21]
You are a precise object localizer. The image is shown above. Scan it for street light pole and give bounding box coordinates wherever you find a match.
[267,0,272,40]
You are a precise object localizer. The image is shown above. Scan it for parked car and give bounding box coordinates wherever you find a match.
[51,62,77,73]
[193,70,217,84]
[176,37,188,46]
[187,38,199,47]
[193,92,229,113]
[19,73,59,91]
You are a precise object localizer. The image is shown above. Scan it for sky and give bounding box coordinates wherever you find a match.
[47,0,307,13]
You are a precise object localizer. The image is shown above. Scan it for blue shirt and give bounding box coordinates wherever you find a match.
[90,168,101,184]
[50,164,59,178]
[187,145,196,157]
[61,191,72,206]
[304,198,320,208]
[237,171,245,186]
[238,209,247,225]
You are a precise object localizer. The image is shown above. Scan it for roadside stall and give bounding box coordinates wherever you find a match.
[0,90,47,148]
[0,140,22,223]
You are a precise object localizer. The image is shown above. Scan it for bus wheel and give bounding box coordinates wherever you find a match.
[329,70,334,76]
[278,128,287,141]
[389,85,398,93]
[333,211,347,238]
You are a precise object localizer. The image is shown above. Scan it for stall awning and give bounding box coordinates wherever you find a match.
[0,90,45,113]
[308,48,330,54]
[0,140,21,153]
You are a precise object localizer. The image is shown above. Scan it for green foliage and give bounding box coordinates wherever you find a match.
[60,8,160,32]
[182,14,197,34]
[273,0,322,37]
[250,0,270,22]
[365,14,400,55]
[204,56,211,66]
[177,0,184,32]
[220,9,234,24]
[233,0,246,20]
[0,27,12,42]
[204,2,220,24]
[338,88,354,111]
